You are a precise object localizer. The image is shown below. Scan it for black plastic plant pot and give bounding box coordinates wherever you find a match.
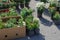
[20,3,24,8]
[27,29,35,37]
[37,9,43,18]
[25,3,30,8]
[53,19,60,25]
[34,28,40,35]
[56,7,60,11]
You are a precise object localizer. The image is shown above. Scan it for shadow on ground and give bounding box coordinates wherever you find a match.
[44,9,51,17]
[13,34,45,40]
[55,25,60,30]
[35,0,39,1]
[39,17,53,27]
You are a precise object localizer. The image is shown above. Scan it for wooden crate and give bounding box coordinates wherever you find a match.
[0,26,26,40]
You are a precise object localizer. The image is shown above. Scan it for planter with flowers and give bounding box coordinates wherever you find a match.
[36,2,45,18]
[52,12,60,25]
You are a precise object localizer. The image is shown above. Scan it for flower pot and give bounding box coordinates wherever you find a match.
[27,30,35,37]
[34,28,40,35]
[37,9,43,18]
[56,7,60,11]
[25,3,30,8]
[53,19,60,25]
[20,3,24,8]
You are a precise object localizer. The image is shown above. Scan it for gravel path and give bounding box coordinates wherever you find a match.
[14,0,60,40]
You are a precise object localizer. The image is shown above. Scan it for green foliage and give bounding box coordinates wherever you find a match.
[7,18,17,24]
[50,2,56,7]
[5,22,15,28]
[0,8,19,17]
[25,15,33,23]
[18,18,24,26]
[5,18,17,28]
[49,7,56,14]
[26,22,34,30]
[38,6,45,13]
[33,19,39,29]
[20,7,33,19]
[0,20,5,29]
[53,12,60,20]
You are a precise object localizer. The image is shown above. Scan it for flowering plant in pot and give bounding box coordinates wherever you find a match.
[36,2,45,18]
[48,7,56,19]
[25,0,30,8]
[53,12,60,25]
[33,18,40,35]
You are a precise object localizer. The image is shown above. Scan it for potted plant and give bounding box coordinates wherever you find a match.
[25,15,34,36]
[33,18,40,35]
[36,2,45,18]
[20,7,33,20]
[26,22,35,36]
[52,12,60,25]
[48,7,56,19]
[25,0,30,8]
[56,1,60,12]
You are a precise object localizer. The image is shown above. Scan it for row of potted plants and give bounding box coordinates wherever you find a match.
[20,7,40,36]
[36,1,60,25]
[10,0,31,8]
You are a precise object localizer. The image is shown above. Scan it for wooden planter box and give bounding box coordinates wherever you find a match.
[1,16,21,22]
[53,19,60,25]
[0,26,26,40]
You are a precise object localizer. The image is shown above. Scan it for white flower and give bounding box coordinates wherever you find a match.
[36,2,45,8]
[33,18,39,21]
[17,26,20,27]
[23,21,26,26]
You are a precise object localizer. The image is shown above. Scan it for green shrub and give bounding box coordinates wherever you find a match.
[20,7,33,19]
[53,12,60,20]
